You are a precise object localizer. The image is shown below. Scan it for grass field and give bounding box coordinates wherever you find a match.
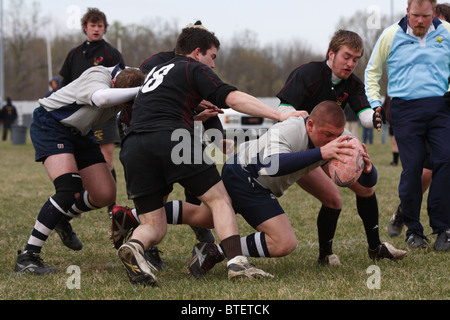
[0,128,449,304]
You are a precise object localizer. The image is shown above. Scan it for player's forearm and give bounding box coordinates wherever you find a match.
[91,87,140,108]
[226,91,283,121]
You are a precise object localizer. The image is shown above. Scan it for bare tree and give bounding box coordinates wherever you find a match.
[335,9,393,95]
[4,0,49,99]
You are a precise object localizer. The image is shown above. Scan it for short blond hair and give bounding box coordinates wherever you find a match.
[408,0,437,9]
[310,101,346,128]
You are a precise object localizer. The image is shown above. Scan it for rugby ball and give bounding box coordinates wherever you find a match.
[329,137,365,187]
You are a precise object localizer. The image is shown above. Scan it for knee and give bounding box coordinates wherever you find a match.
[321,193,341,210]
[89,184,116,208]
[352,184,375,198]
[272,235,298,257]
[51,173,83,212]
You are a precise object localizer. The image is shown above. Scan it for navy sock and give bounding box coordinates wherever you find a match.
[25,199,64,253]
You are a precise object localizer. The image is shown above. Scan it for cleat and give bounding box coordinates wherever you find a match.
[111,205,138,249]
[144,246,168,271]
[188,242,225,278]
[54,216,82,251]
[406,233,428,249]
[14,250,55,275]
[317,254,341,266]
[434,229,450,251]
[118,242,157,287]
[368,242,408,261]
[387,205,404,238]
[190,226,215,243]
[227,255,273,280]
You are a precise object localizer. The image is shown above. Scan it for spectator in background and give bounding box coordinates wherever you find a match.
[362,126,373,145]
[45,77,60,98]
[1,98,18,141]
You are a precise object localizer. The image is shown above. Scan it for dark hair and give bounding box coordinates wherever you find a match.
[436,3,450,21]
[326,29,364,60]
[310,101,346,128]
[175,21,220,55]
[81,8,109,34]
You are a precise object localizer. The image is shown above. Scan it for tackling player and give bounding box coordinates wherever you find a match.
[14,66,146,274]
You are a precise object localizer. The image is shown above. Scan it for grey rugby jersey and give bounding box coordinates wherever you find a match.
[38,66,118,136]
[237,116,352,197]
[237,117,325,197]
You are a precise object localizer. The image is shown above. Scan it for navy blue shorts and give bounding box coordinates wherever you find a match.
[30,106,105,169]
[222,155,284,229]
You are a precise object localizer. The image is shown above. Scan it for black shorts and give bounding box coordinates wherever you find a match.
[30,106,105,169]
[92,116,120,144]
[120,131,220,210]
[222,155,284,229]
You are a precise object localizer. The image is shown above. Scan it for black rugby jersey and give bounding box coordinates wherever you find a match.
[130,50,224,136]
[126,55,236,135]
[140,51,176,74]
[276,61,370,115]
[59,39,124,87]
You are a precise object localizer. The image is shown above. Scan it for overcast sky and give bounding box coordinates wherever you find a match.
[3,0,408,53]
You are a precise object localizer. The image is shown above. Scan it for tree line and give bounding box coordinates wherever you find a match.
[2,0,393,101]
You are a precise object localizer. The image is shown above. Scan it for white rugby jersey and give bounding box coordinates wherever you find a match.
[38,66,118,136]
[237,116,352,197]
[237,117,324,197]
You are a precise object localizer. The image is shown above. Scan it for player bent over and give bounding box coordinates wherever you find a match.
[14,66,145,274]
[117,24,304,286]
[187,101,406,275]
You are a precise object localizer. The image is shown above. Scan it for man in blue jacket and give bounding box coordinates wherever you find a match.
[365,0,450,250]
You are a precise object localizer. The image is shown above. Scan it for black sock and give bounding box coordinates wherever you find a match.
[356,193,382,250]
[108,169,117,212]
[317,206,341,259]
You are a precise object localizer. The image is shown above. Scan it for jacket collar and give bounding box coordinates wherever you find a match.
[398,14,442,33]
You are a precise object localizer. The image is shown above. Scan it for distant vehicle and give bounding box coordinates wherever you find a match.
[217,97,280,142]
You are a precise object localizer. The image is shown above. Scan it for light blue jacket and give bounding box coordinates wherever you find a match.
[365,16,450,108]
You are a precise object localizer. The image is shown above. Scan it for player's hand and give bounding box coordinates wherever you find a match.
[279,110,309,122]
[197,100,224,114]
[320,135,355,162]
[193,108,220,122]
[361,143,373,174]
[372,107,385,131]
